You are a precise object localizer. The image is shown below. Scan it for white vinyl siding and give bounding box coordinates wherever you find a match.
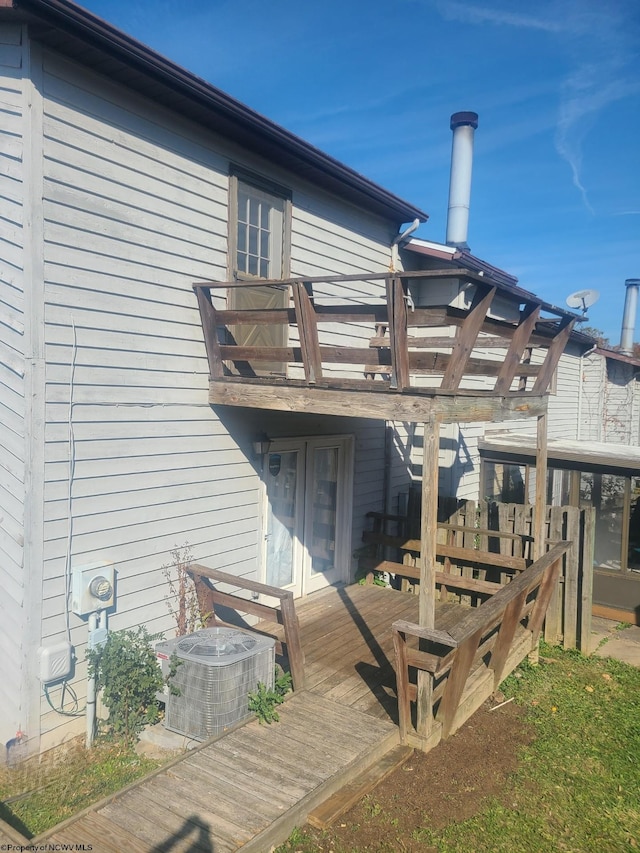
[547,346,581,441]
[4,46,398,750]
[37,55,251,748]
[0,23,27,750]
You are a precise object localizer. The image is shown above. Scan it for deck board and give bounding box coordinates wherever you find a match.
[35,681,400,852]
[101,794,240,852]
[188,744,310,801]
[33,584,501,852]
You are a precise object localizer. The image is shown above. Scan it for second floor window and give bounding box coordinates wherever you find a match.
[231,175,289,280]
[228,171,291,375]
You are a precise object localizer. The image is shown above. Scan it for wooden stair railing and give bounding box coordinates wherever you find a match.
[187,563,306,691]
[392,540,570,745]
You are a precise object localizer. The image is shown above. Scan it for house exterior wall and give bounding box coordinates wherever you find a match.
[578,353,605,442]
[0,22,28,750]
[1,32,398,753]
[572,351,639,445]
[547,344,581,441]
[600,360,639,444]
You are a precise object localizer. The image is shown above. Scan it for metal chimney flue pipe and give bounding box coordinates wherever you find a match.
[446,111,479,249]
[620,278,640,355]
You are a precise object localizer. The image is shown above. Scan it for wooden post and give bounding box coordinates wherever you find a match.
[416,416,440,736]
[193,286,224,378]
[385,276,410,390]
[493,303,541,395]
[531,411,548,663]
[292,281,322,385]
[580,507,595,652]
[280,592,306,691]
[392,627,411,744]
[533,412,548,561]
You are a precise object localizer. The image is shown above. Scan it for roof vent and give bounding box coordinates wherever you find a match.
[446,111,478,250]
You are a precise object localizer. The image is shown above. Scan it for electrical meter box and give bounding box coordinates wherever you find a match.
[71,561,115,616]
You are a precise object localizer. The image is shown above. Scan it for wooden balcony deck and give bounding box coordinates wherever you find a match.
[193,269,578,424]
[28,582,546,851]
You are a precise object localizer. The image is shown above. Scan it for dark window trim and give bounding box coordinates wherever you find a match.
[479,448,635,479]
[228,168,292,282]
[480,451,640,578]
[230,165,292,202]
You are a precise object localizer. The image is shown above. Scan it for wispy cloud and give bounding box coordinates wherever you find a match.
[431,0,566,32]
[426,0,640,215]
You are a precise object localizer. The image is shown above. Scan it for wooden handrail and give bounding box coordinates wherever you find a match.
[392,540,570,743]
[448,541,569,645]
[186,563,305,691]
[365,510,534,543]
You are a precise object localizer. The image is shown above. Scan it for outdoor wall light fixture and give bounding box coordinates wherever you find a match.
[252,434,271,457]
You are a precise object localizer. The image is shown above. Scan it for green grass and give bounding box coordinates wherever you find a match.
[0,740,160,838]
[4,646,639,848]
[277,644,640,852]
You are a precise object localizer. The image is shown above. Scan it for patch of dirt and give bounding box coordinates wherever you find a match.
[304,698,534,852]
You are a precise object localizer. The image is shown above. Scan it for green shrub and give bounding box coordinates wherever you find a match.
[86,626,164,743]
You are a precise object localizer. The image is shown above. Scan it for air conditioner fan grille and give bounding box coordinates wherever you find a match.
[177,631,258,657]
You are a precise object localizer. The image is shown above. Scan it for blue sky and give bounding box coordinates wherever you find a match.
[81,0,640,343]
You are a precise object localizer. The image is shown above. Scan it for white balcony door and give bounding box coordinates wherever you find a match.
[263,436,353,598]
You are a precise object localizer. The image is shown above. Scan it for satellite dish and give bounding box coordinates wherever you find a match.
[565,289,600,315]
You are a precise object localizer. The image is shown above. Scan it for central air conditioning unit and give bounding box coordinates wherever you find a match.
[156,627,275,741]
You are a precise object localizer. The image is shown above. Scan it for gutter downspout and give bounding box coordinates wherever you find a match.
[390,218,420,271]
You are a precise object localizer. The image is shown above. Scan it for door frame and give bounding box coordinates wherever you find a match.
[259,434,354,598]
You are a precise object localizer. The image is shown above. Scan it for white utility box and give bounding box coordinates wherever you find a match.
[38,640,73,683]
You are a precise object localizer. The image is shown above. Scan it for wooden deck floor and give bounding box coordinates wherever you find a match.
[31,585,470,851]
[276,582,463,721]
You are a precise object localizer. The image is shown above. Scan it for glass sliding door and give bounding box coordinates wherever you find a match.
[264,449,303,595]
[304,442,344,593]
[262,436,353,597]
[581,472,626,570]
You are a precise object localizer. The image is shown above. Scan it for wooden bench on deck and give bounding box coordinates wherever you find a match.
[360,522,531,606]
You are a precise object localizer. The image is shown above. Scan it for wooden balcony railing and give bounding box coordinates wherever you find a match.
[193,270,576,403]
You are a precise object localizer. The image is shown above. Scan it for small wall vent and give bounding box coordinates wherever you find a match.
[156,627,275,741]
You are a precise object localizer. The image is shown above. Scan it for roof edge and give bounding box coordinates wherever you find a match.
[4,0,428,224]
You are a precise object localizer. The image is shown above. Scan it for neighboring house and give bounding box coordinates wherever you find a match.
[479,343,640,622]
[389,238,640,623]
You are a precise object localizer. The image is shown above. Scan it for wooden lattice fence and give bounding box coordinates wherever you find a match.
[425,497,595,651]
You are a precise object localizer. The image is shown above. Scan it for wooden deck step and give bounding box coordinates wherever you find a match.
[307,744,414,829]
